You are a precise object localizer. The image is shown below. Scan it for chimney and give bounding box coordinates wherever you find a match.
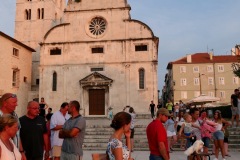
[186,54,192,63]
[209,52,213,60]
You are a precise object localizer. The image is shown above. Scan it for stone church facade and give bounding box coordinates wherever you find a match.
[14,0,159,116]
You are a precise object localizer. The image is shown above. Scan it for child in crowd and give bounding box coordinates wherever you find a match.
[179,113,200,149]
[107,107,113,120]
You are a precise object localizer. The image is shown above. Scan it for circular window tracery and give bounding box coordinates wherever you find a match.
[89,17,106,36]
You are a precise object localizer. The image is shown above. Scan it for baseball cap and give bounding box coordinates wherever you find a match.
[158,108,171,116]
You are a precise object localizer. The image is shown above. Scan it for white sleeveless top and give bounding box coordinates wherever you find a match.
[0,139,21,160]
[215,123,223,131]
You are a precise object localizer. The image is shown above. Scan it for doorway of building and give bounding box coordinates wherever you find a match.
[89,89,105,115]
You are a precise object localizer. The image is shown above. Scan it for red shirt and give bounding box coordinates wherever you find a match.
[146,119,169,158]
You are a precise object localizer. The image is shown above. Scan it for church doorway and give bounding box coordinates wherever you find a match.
[89,89,105,115]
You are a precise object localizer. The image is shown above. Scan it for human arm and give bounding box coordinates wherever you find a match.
[59,127,80,138]
[191,123,201,129]
[43,133,50,159]
[44,103,49,110]
[222,118,230,130]
[19,139,27,160]
[51,125,63,130]
[158,142,169,160]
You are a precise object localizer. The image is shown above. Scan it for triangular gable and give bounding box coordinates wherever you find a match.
[79,72,113,87]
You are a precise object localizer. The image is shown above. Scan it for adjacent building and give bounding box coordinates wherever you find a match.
[163,53,239,105]
[0,31,35,115]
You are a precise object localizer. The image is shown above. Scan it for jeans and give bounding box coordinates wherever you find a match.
[149,154,164,160]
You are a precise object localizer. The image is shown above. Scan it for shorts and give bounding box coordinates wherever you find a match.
[202,137,210,147]
[213,130,224,140]
[232,107,238,116]
[167,131,176,137]
[130,128,135,138]
[52,146,62,157]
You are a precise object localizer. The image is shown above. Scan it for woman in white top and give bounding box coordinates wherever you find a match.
[0,114,21,160]
[212,110,229,160]
[107,112,134,160]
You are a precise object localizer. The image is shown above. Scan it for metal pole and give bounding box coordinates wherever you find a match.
[199,73,202,95]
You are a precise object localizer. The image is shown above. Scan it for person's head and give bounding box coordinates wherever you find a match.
[46,113,53,121]
[151,101,153,104]
[234,89,239,94]
[156,108,170,123]
[214,110,222,121]
[60,102,69,114]
[110,112,131,132]
[178,111,184,118]
[129,107,134,113]
[48,108,52,113]
[0,114,19,137]
[68,100,80,115]
[190,107,199,120]
[200,110,207,119]
[27,101,40,118]
[0,93,18,113]
[40,97,45,102]
[183,113,192,122]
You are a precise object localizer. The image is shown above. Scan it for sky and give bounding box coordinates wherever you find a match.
[1,0,240,93]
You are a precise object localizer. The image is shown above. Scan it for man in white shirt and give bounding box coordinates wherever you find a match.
[50,102,70,160]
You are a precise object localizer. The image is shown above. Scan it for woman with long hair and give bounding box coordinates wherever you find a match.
[106,112,134,160]
[0,114,21,160]
[212,110,230,160]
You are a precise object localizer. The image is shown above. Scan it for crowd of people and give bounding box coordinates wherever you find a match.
[0,89,239,160]
[146,87,240,160]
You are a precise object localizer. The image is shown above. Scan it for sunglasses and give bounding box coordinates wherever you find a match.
[3,94,17,101]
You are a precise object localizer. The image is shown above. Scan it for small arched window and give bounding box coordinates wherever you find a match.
[139,68,145,89]
[52,72,57,91]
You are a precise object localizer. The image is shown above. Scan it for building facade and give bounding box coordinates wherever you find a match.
[164,53,239,105]
[0,31,34,115]
[14,0,159,115]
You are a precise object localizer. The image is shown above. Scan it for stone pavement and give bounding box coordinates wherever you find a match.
[83,150,240,160]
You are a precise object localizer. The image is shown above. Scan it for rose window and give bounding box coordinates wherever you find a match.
[89,17,106,36]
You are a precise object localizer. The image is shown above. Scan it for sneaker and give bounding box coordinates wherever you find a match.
[213,158,218,160]
[222,159,226,160]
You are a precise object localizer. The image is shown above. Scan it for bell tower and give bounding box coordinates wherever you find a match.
[14,0,66,90]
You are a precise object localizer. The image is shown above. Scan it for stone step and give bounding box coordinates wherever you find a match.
[83,118,240,151]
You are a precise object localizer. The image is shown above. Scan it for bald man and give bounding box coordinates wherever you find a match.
[19,101,50,160]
